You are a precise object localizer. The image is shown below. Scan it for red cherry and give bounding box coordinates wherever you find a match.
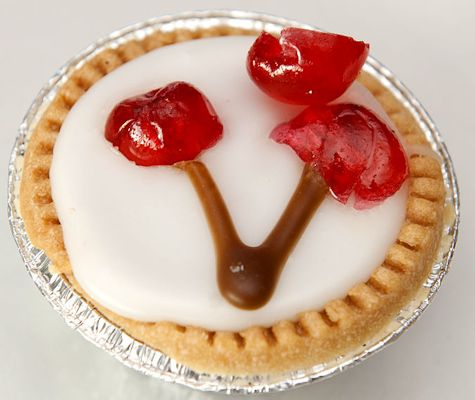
[247,28,369,105]
[271,103,408,208]
[105,81,223,166]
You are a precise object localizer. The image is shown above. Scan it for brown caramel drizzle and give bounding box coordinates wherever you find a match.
[178,161,328,310]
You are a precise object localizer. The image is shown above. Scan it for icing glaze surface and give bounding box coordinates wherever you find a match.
[50,36,408,331]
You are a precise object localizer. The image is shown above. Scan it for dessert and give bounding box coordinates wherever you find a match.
[19,22,445,376]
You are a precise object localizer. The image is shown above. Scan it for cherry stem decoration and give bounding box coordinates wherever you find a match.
[177,161,327,310]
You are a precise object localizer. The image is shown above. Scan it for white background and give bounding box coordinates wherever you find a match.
[0,1,473,399]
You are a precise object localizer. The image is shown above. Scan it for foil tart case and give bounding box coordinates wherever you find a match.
[8,10,460,394]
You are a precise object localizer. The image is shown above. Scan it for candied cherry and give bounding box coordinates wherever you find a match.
[105,81,223,166]
[271,103,408,208]
[247,28,369,105]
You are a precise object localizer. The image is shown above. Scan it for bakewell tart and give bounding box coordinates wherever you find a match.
[19,23,446,376]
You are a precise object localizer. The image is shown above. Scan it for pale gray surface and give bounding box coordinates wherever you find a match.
[0,0,473,399]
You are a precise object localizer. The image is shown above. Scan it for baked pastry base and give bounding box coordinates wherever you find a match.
[19,26,445,375]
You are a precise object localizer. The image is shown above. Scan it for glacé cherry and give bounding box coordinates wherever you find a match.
[247,28,369,105]
[271,103,408,208]
[105,81,223,166]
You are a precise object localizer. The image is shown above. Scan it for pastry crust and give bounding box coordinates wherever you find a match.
[19,27,445,375]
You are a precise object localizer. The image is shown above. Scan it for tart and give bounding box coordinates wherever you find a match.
[19,23,445,376]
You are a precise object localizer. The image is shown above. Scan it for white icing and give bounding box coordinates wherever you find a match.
[50,36,408,331]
